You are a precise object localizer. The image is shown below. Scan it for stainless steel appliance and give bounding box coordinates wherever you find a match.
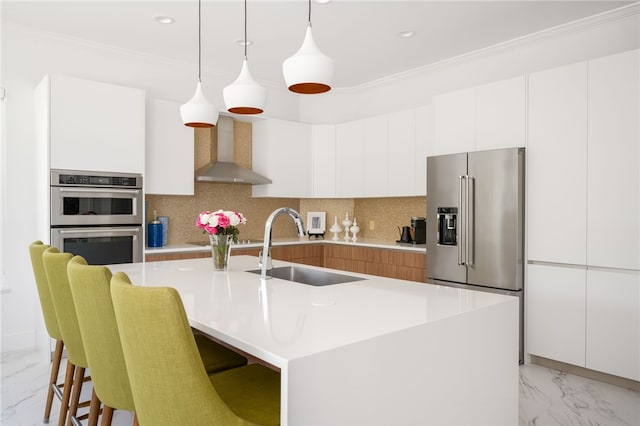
[50,170,143,264]
[426,147,525,363]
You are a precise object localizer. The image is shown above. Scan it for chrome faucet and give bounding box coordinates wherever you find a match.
[260,207,306,279]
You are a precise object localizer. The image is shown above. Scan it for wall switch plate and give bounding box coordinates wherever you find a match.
[369,220,375,230]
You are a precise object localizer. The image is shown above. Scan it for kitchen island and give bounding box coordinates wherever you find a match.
[110,255,519,425]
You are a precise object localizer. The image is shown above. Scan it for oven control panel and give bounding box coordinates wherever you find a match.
[52,170,142,188]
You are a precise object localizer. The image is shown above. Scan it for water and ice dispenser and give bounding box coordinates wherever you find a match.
[436,207,457,246]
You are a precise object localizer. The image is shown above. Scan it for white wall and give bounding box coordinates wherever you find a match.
[0,21,299,354]
[1,5,639,353]
[299,5,640,123]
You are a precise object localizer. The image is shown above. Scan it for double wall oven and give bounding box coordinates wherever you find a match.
[50,169,143,264]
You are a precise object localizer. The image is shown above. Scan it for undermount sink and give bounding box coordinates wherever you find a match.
[247,266,366,286]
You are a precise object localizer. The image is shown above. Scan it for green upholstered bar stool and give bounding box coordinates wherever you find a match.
[67,256,248,425]
[67,256,136,426]
[111,272,281,426]
[42,247,96,426]
[28,241,66,423]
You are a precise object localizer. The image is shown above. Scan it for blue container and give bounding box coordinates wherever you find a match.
[147,220,163,248]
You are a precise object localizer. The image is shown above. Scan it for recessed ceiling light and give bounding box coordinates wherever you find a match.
[154,15,175,25]
[314,0,332,4]
[398,30,415,38]
[235,39,254,47]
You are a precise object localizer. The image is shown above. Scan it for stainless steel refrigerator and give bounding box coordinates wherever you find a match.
[426,147,525,363]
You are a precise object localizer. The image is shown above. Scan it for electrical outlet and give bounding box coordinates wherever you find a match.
[369,220,375,230]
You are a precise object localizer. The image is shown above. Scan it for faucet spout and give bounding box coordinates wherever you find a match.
[260,207,306,279]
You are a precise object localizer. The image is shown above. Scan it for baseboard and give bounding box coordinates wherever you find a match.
[530,355,640,391]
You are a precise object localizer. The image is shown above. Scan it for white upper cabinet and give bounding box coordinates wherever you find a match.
[586,269,640,380]
[45,74,145,173]
[252,118,311,198]
[587,49,640,271]
[311,124,336,198]
[388,110,416,196]
[415,104,434,196]
[434,87,475,155]
[146,98,194,195]
[362,115,388,197]
[434,76,526,155]
[336,120,364,197]
[527,62,588,265]
[475,76,526,151]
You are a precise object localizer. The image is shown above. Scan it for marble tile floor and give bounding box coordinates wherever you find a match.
[2,349,639,425]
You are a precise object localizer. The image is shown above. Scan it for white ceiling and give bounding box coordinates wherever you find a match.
[2,1,635,89]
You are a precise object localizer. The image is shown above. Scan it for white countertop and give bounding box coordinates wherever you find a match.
[145,236,427,255]
[109,255,519,425]
[110,255,512,368]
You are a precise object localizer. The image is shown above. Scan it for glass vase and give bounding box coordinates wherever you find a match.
[209,234,233,271]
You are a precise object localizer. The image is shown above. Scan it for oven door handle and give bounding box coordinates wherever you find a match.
[56,228,141,235]
[57,187,141,195]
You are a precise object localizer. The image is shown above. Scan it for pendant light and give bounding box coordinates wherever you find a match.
[223,0,267,114]
[282,0,334,94]
[180,0,219,127]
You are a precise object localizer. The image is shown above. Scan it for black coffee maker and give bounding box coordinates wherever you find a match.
[398,217,427,244]
[411,217,426,245]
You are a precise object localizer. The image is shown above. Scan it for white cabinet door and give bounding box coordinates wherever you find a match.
[587,50,640,270]
[388,110,416,196]
[527,62,588,265]
[311,124,336,198]
[433,87,475,155]
[527,264,586,367]
[252,118,311,198]
[336,120,363,197]
[475,76,526,151]
[362,115,388,197]
[586,269,640,380]
[415,104,433,196]
[146,98,194,195]
[49,74,145,173]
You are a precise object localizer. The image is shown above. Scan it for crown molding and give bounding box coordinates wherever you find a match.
[347,2,640,94]
[3,20,287,91]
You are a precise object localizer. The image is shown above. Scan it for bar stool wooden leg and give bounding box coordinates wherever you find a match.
[58,362,75,426]
[88,389,101,426]
[67,366,85,426]
[133,412,139,426]
[44,339,64,422]
[100,406,114,426]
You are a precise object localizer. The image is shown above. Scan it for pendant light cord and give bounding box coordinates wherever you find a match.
[198,0,202,82]
[308,0,312,27]
[244,0,247,60]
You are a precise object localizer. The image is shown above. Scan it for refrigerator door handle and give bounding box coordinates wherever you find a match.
[467,176,474,267]
[458,175,466,266]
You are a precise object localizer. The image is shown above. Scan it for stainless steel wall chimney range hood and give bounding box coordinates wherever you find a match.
[195,116,271,185]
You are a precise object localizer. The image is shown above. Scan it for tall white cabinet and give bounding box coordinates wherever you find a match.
[38,74,145,174]
[527,62,588,265]
[587,51,640,271]
[526,49,640,381]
